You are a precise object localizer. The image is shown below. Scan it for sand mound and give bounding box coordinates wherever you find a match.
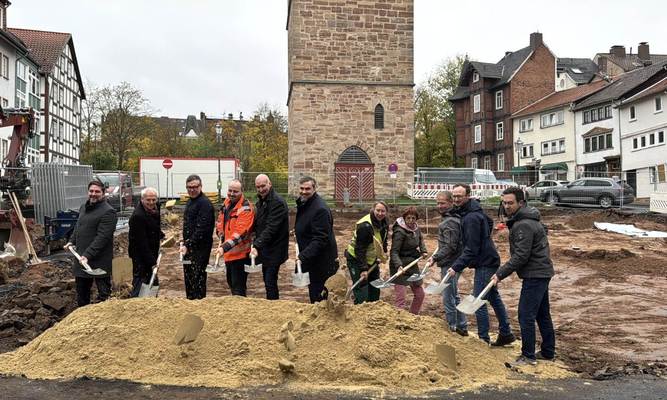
[0,297,571,395]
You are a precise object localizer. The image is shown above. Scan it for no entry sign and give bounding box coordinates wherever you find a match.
[162,159,173,169]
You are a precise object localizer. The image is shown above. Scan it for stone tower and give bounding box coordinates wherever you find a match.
[287,0,414,200]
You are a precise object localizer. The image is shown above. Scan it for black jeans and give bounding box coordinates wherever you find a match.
[75,276,111,307]
[183,262,207,300]
[226,257,249,296]
[518,278,556,359]
[308,279,328,304]
[262,263,281,300]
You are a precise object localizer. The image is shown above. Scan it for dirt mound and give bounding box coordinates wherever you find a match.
[561,248,637,261]
[0,297,570,395]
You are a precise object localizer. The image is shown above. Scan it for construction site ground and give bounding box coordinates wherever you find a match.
[1,205,666,398]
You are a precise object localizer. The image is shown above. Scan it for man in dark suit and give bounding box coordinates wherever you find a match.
[128,187,164,297]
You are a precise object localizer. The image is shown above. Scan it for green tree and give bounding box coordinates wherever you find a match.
[414,55,465,167]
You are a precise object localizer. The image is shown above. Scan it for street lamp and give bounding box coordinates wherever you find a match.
[515,137,523,184]
[215,123,223,203]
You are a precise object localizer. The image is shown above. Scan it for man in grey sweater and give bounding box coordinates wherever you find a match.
[428,191,467,336]
[492,186,555,366]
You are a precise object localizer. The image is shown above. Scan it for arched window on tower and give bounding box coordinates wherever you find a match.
[374,103,384,130]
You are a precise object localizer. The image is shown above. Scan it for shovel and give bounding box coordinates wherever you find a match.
[407,246,439,282]
[345,263,378,300]
[435,343,457,370]
[457,280,496,315]
[370,257,421,289]
[138,253,162,298]
[173,313,204,345]
[244,245,262,273]
[291,242,310,288]
[206,237,226,274]
[67,246,106,276]
[424,270,453,295]
[179,242,192,265]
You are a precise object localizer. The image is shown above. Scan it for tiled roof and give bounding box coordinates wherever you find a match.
[7,27,70,74]
[573,59,667,110]
[469,61,503,79]
[582,126,613,138]
[623,77,667,104]
[492,46,533,88]
[599,53,667,73]
[557,58,599,84]
[513,80,608,118]
[449,86,470,101]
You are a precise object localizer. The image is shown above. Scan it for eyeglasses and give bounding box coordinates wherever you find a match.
[452,195,466,199]
[186,185,200,190]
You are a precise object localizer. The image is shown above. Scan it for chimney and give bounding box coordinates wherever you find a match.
[638,42,650,60]
[505,51,512,57]
[0,0,9,31]
[227,113,233,120]
[529,32,543,50]
[200,111,206,121]
[239,111,243,120]
[610,45,626,58]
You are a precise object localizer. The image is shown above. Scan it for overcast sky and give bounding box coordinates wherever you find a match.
[8,0,666,119]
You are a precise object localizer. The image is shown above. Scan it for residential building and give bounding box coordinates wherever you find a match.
[595,42,667,78]
[8,27,85,164]
[450,32,556,179]
[0,2,41,165]
[287,0,414,199]
[618,77,667,197]
[572,60,667,178]
[511,80,607,185]
[556,58,599,91]
[150,112,245,139]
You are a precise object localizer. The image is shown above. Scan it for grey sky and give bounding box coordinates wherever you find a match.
[9,0,666,119]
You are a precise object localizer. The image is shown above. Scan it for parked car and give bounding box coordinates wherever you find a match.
[524,180,569,200]
[94,173,144,211]
[539,178,634,207]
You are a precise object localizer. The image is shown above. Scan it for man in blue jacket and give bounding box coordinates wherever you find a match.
[448,183,515,346]
[492,187,555,366]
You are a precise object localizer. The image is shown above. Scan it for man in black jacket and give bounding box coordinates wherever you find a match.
[492,187,555,366]
[294,176,338,303]
[252,174,289,300]
[448,183,514,346]
[129,187,164,297]
[65,180,118,307]
[180,174,215,299]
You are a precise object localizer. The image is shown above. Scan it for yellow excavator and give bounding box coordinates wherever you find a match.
[0,106,36,258]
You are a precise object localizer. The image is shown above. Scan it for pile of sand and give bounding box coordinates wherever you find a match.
[0,297,572,395]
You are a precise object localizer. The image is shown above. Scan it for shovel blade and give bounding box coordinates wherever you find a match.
[456,295,485,315]
[244,263,262,273]
[370,278,395,289]
[292,272,310,287]
[435,344,457,370]
[424,281,451,295]
[138,284,159,298]
[206,263,225,274]
[173,314,204,345]
[85,268,107,276]
[406,273,426,282]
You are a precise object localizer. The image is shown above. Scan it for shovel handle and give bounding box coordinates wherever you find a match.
[383,256,421,284]
[68,246,93,272]
[476,280,496,301]
[346,263,379,298]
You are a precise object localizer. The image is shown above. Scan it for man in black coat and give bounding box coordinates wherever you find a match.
[180,174,215,299]
[128,187,164,297]
[294,176,338,303]
[65,180,118,307]
[492,187,555,366]
[252,174,289,300]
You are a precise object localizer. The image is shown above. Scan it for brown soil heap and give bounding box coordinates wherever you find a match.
[0,297,571,394]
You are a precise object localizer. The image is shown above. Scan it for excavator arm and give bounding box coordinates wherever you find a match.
[0,106,36,194]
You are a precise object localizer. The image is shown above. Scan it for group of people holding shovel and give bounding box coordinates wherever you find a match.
[345,183,555,367]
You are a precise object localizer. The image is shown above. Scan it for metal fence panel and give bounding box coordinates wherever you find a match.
[32,163,93,224]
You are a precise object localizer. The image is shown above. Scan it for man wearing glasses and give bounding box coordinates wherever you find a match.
[180,174,215,299]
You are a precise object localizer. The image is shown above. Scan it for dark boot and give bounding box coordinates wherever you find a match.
[491,333,516,347]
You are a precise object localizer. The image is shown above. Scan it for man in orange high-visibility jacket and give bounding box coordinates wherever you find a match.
[216,179,255,296]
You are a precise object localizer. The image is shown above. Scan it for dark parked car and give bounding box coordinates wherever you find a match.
[539,177,634,207]
[524,180,569,200]
[94,173,144,211]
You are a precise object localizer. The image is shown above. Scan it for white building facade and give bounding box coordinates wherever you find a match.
[574,101,620,177]
[618,78,667,197]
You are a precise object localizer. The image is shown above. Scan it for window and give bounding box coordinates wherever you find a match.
[629,106,636,121]
[483,156,491,170]
[521,144,534,158]
[559,139,565,152]
[633,138,638,149]
[656,97,663,113]
[496,122,503,140]
[584,132,613,153]
[1,97,7,108]
[473,94,480,113]
[659,131,665,143]
[650,133,655,145]
[374,103,384,129]
[606,134,612,148]
[649,166,657,184]
[540,110,564,128]
[520,118,533,132]
[541,138,566,155]
[471,157,478,169]
[1,55,8,79]
[641,136,646,147]
[472,71,479,83]
[474,124,481,143]
[495,91,503,110]
[584,104,612,124]
[559,79,565,89]
[497,153,505,171]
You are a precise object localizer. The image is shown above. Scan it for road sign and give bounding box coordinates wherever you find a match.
[162,159,174,169]
[388,163,398,173]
